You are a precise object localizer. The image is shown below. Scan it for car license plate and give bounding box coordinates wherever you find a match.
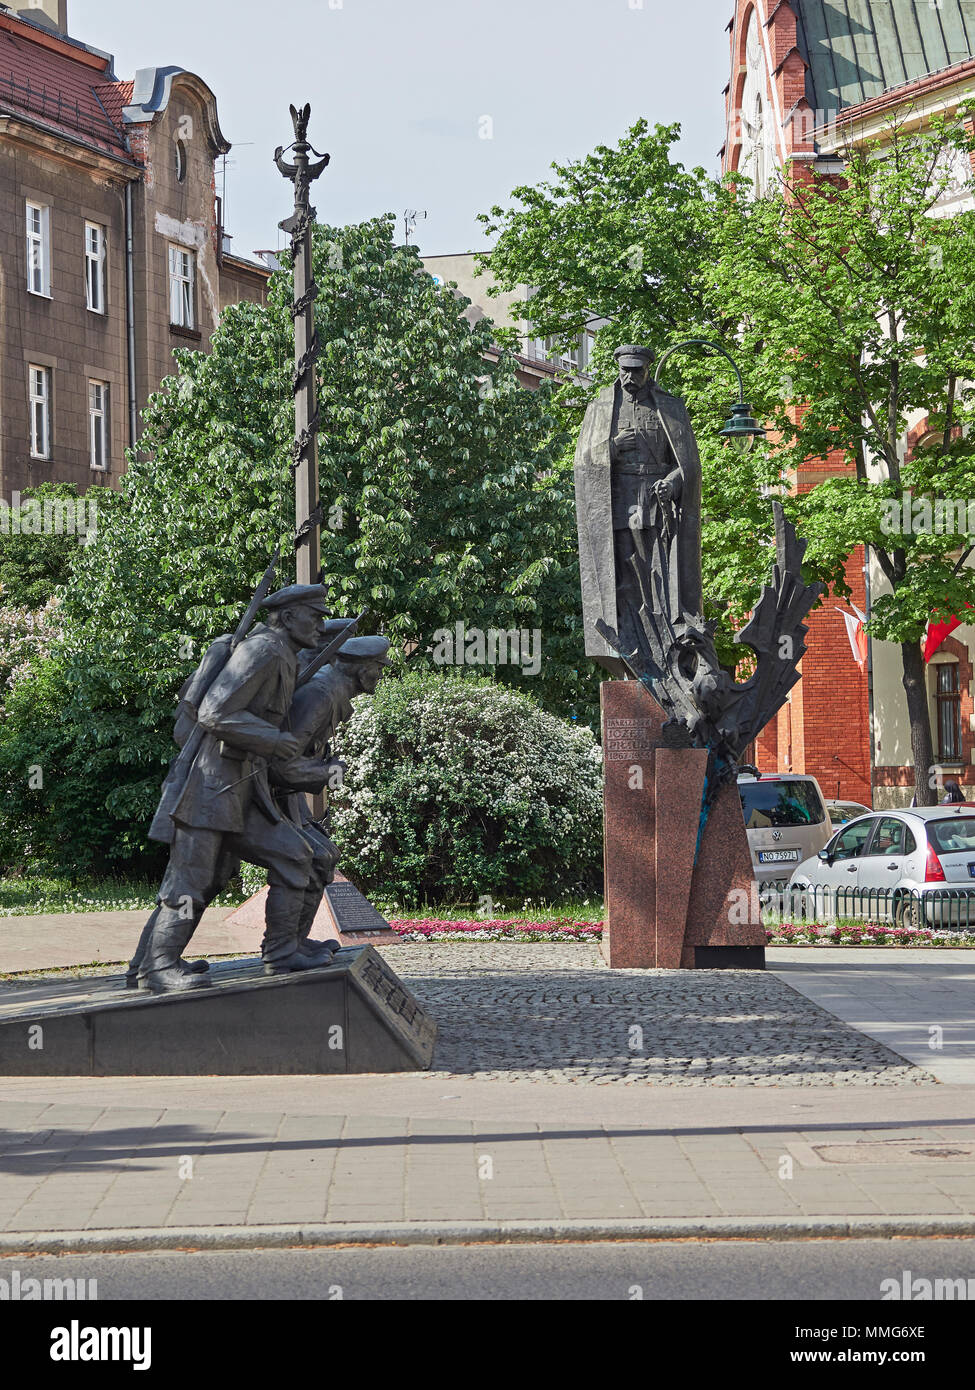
[968,863,975,879]
[758,849,800,864]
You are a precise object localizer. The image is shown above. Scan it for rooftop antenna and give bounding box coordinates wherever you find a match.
[404,208,427,246]
[221,142,255,220]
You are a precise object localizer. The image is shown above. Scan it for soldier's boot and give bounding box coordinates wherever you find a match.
[262,885,334,975]
[144,905,212,995]
[296,880,340,959]
[126,906,210,989]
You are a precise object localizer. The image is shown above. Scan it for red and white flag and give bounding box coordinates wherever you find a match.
[924,602,973,662]
[837,604,867,670]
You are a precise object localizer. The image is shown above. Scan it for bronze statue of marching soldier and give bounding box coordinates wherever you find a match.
[127,567,389,995]
[267,627,391,958]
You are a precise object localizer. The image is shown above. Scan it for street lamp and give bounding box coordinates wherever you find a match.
[654,338,767,454]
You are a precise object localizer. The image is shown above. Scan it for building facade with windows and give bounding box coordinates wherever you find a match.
[0,0,269,496]
[722,0,975,806]
[420,252,597,389]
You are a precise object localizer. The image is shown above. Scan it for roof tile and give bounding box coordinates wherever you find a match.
[0,14,130,155]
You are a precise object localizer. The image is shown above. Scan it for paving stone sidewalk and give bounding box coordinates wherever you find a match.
[2,1096,975,1233]
[391,942,935,1085]
[2,936,972,1238]
[0,906,248,975]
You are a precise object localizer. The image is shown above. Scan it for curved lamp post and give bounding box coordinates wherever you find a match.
[654,338,767,454]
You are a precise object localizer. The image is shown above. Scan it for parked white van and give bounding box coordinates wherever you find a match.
[736,769,833,888]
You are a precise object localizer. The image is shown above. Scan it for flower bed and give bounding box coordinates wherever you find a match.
[766,922,975,948]
[387,917,975,947]
[389,917,603,943]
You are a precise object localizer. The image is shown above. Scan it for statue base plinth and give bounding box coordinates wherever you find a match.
[601,681,764,970]
[0,947,436,1075]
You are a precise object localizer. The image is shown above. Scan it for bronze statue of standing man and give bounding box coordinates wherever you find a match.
[574,345,703,675]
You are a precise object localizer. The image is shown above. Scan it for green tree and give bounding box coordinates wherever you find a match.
[711,110,975,805]
[0,482,91,608]
[0,215,583,873]
[478,119,783,667]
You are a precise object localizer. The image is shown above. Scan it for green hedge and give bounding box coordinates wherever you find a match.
[330,670,603,907]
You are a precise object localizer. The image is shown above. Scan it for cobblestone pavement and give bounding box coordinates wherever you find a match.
[386,943,938,1086]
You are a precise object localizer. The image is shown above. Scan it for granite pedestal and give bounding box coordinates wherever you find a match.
[0,946,436,1075]
[601,681,765,970]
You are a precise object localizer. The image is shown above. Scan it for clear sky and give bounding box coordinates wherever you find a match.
[71,0,733,260]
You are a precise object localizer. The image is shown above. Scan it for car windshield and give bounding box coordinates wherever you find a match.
[739,780,826,828]
[830,804,868,822]
[927,817,975,855]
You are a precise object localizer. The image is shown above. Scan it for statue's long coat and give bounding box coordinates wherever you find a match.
[573,380,703,667]
[148,623,297,843]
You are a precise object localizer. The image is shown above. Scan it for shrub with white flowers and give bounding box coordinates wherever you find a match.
[329,670,603,907]
[0,597,61,698]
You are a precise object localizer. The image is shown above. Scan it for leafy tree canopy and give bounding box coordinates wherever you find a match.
[0,482,91,608]
[0,215,587,873]
[479,111,975,800]
[710,109,975,800]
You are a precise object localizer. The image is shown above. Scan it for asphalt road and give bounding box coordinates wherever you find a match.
[4,1238,975,1301]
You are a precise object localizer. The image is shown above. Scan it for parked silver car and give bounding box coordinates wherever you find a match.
[737,772,832,888]
[787,806,975,927]
[826,799,871,828]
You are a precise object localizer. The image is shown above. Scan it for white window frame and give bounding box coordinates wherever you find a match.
[88,380,109,471]
[544,334,583,371]
[29,365,51,459]
[168,245,195,329]
[85,222,106,313]
[26,201,51,297]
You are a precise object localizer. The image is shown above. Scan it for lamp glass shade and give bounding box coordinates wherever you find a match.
[720,401,767,452]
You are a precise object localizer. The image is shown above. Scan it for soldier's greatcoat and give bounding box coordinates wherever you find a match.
[270,662,358,823]
[149,623,300,845]
[574,380,703,668]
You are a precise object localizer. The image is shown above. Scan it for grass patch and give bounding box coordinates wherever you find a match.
[0,875,246,916]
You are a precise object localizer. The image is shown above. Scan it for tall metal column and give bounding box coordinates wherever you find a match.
[275,103,329,585]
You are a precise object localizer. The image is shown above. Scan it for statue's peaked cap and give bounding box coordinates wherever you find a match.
[264,583,329,613]
[336,635,392,664]
[614,345,653,366]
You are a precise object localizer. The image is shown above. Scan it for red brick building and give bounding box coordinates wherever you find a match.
[721,0,975,806]
[0,0,269,497]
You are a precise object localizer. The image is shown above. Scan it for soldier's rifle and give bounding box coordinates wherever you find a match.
[294,611,364,689]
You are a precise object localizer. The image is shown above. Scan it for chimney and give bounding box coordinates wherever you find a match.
[16,1,68,34]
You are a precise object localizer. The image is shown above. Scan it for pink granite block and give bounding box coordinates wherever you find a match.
[654,748,707,968]
[600,681,665,968]
[683,781,764,964]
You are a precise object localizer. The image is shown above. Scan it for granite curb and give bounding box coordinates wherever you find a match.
[2,1215,975,1254]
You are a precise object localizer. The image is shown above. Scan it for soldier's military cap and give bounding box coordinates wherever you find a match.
[263,584,329,613]
[336,635,392,664]
[614,345,653,367]
[323,617,356,637]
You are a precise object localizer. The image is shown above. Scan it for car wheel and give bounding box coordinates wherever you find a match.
[894,894,923,930]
